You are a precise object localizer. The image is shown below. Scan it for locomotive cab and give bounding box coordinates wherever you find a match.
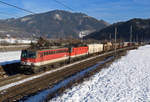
[21,50,37,66]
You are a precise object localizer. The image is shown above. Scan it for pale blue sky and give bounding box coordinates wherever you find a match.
[0,0,150,23]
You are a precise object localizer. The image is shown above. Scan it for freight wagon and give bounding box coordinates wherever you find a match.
[103,42,113,51]
[87,44,103,54]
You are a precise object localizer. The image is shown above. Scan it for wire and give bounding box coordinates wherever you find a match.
[0,0,35,14]
[53,0,74,11]
[0,0,74,14]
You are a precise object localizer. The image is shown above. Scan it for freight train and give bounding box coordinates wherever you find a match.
[20,42,138,73]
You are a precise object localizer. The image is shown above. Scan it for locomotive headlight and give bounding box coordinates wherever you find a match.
[21,61,32,65]
[26,62,32,65]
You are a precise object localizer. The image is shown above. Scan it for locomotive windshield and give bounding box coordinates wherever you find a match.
[21,50,36,58]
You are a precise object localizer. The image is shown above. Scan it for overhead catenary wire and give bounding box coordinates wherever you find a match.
[0,0,35,14]
[0,0,75,14]
[52,0,75,11]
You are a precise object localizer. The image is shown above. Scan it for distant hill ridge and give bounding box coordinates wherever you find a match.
[84,18,150,41]
[0,10,109,38]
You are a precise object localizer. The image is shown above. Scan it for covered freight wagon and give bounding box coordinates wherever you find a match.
[87,44,103,54]
[123,42,129,47]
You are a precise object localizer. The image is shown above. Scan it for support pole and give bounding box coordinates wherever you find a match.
[130,25,132,43]
[115,27,117,56]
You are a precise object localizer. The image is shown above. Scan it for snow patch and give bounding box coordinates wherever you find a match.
[79,30,95,38]
[0,51,21,65]
[21,17,32,22]
[54,14,62,21]
[28,21,35,25]
[0,38,35,44]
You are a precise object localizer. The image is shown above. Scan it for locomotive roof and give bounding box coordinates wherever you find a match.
[25,44,89,52]
[26,46,68,52]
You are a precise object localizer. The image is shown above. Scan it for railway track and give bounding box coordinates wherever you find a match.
[0,46,138,101]
[0,74,33,88]
[0,74,22,87]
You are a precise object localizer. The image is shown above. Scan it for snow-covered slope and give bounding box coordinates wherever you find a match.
[0,51,21,65]
[50,45,150,102]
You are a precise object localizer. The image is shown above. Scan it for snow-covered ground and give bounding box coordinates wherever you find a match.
[49,45,150,102]
[0,38,30,44]
[0,51,21,65]
[0,38,36,44]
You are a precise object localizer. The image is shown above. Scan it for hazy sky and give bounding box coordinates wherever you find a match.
[0,0,150,23]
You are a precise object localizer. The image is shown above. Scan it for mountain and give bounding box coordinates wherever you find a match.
[0,10,109,38]
[84,18,150,42]
[0,21,31,38]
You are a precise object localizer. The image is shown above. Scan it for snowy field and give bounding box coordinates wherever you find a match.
[0,51,21,65]
[0,38,35,44]
[49,45,150,102]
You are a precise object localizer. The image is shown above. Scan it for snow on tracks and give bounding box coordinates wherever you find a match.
[50,45,150,102]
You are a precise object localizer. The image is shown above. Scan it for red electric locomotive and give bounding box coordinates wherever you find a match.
[20,46,88,73]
